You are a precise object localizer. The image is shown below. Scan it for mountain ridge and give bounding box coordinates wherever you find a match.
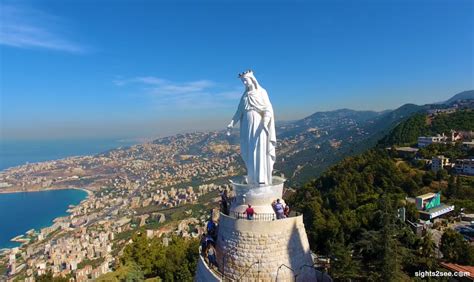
[439,90,474,105]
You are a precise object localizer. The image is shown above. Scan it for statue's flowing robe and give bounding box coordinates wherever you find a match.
[231,87,276,185]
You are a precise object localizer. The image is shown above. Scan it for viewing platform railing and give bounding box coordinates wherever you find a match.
[229,211,276,221]
[223,210,301,221]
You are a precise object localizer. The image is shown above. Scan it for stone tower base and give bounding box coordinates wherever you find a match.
[215,213,317,281]
[195,176,323,282]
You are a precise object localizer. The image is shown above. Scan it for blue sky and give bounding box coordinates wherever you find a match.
[1,0,473,140]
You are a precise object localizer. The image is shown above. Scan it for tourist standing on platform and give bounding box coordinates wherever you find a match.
[243,204,256,220]
[273,199,285,219]
[284,204,290,218]
[200,234,207,255]
[207,244,218,268]
[207,220,217,240]
[205,235,215,247]
[220,189,229,215]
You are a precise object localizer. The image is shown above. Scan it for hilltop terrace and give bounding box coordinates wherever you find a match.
[197,212,332,281]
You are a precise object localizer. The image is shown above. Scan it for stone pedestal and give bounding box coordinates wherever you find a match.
[229,176,286,215]
[195,176,318,282]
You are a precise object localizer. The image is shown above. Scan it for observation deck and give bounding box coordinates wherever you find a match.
[195,175,331,281]
[196,212,332,281]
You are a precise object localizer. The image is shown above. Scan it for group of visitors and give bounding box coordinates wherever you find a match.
[201,217,219,269]
[272,199,290,219]
[242,199,290,220]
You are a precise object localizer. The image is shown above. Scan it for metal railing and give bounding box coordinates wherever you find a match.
[276,264,298,281]
[228,211,300,221]
[299,263,333,282]
[230,211,276,221]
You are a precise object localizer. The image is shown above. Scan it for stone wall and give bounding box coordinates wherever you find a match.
[195,251,222,282]
[216,213,316,281]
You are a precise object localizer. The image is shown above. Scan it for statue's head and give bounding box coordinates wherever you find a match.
[238,69,258,91]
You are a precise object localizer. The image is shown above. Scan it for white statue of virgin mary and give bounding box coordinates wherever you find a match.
[227,70,276,185]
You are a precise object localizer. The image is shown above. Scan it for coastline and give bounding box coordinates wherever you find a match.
[0,186,93,197]
[0,188,91,250]
[0,138,138,172]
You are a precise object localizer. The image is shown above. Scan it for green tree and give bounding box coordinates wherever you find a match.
[119,232,198,281]
[405,202,419,222]
[377,195,404,282]
[436,169,448,181]
[97,261,145,282]
[440,229,474,265]
[418,233,437,270]
[36,271,70,282]
[422,171,435,186]
[444,175,458,198]
[329,240,361,280]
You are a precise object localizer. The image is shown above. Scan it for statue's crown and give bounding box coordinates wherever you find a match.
[238,69,253,78]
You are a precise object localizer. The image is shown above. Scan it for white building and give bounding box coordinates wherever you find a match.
[462,140,474,149]
[454,159,474,175]
[418,134,448,148]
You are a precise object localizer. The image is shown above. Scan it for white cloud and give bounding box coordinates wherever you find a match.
[148,80,215,96]
[115,76,242,109]
[135,76,167,85]
[0,4,87,53]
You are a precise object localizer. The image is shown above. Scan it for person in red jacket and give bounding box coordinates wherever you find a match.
[243,204,256,220]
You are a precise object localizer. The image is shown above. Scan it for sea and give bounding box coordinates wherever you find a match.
[0,189,88,249]
[0,138,137,249]
[0,138,137,171]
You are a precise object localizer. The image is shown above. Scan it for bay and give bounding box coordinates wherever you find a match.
[0,189,88,249]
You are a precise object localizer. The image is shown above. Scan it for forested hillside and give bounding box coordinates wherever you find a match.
[379,110,474,146]
[277,103,425,186]
[289,109,474,280]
